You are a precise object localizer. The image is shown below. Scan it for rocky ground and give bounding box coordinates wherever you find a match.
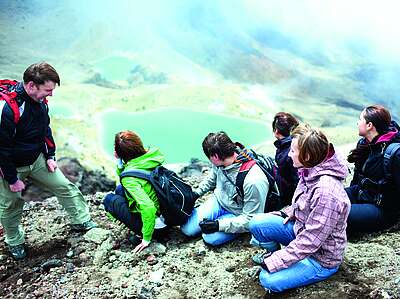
[1,161,400,299]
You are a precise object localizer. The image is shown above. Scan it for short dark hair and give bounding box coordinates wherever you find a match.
[23,62,60,86]
[272,112,299,137]
[202,131,236,160]
[114,130,146,162]
[291,124,329,168]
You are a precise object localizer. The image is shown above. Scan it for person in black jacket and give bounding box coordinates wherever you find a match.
[346,104,400,232]
[272,112,299,207]
[0,62,96,260]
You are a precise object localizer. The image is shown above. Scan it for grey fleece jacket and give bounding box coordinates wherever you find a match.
[195,162,269,233]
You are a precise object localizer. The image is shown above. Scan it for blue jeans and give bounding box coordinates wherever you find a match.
[181,197,240,246]
[345,185,391,232]
[249,214,338,293]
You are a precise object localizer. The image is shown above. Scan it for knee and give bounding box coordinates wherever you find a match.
[202,233,225,247]
[249,214,264,233]
[249,213,274,234]
[180,223,199,237]
[115,185,125,196]
[103,193,117,212]
[259,270,284,293]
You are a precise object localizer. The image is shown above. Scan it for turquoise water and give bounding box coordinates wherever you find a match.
[100,108,270,163]
[49,104,74,118]
[93,56,135,81]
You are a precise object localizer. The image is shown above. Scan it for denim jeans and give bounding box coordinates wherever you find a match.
[181,197,240,246]
[249,213,338,293]
[345,185,391,232]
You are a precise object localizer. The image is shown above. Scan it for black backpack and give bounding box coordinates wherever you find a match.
[383,142,400,182]
[120,166,196,226]
[235,150,282,212]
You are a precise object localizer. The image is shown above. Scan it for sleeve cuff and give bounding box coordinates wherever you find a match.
[7,176,18,185]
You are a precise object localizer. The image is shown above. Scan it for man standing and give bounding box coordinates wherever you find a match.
[181,131,269,246]
[0,62,96,260]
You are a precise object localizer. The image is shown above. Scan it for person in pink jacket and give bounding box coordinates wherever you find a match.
[249,124,351,293]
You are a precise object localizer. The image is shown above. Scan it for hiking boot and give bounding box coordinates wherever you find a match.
[128,233,142,247]
[70,220,98,232]
[8,244,27,260]
[252,251,271,266]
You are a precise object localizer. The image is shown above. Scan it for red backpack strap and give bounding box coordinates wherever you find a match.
[0,80,20,124]
[0,79,18,86]
[239,160,256,172]
[1,93,20,124]
[235,160,257,199]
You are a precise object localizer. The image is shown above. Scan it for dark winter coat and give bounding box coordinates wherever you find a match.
[274,136,299,206]
[347,121,400,220]
[0,81,55,184]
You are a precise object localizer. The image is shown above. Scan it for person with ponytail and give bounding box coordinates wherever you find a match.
[346,105,400,232]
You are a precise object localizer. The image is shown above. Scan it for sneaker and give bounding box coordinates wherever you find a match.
[70,220,98,232]
[127,233,142,247]
[252,251,270,266]
[8,244,27,260]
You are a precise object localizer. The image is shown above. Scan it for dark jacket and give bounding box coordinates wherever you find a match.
[0,81,56,184]
[274,136,299,206]
[348,121,400,218]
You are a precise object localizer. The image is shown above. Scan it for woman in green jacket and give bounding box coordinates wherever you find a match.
[103,130,167,253]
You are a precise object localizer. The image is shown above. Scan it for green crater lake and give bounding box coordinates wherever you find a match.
[93,56,135,82]
[100,108,270,163]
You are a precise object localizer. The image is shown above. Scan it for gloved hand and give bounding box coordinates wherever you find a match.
[199,219,219,234]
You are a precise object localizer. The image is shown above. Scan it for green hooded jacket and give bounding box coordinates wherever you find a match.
[117,147,165,241]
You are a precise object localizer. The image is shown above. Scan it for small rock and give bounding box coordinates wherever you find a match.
[0,254,6,262]
[225,265,235,272]
[121,282,128,288]
[66,263,74,273]
[17,278,23,285]
[197,246,207,256]
[144,243,166,256]
[34,289,44,297]
[41,259,63,272]
[146,255,158,266]
[149,268,164,284]
[138,286,153,299]
[83,228,110,244]
[79,253,89,262]
[66,250,74,258]
[59,276,67,284]
[109,255,117,262]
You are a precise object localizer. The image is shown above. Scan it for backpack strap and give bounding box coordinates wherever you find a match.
[235,160,256,199]
[0,80,20,124]
[383,143,400,182]
[120,169,152,181]
[119,169,153,200]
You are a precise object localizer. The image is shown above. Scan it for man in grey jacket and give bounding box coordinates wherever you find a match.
[181,131,269,246]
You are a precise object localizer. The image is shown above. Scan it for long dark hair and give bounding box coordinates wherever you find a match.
[348,105,391,164]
